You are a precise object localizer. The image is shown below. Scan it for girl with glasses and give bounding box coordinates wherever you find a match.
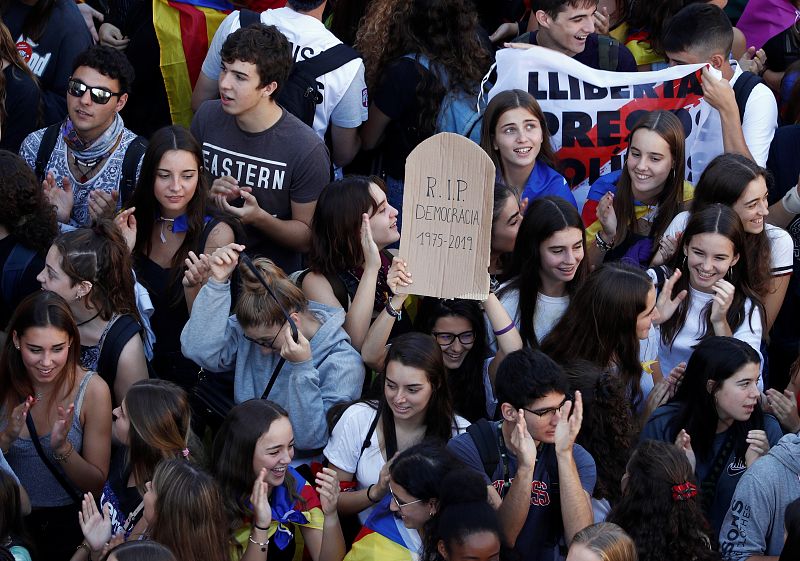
[344,442,463,561]
[361,263,522,422]
[325,333,468,526]
[641,336,782,536]
[181,243,363,460]
[114,125,236,394]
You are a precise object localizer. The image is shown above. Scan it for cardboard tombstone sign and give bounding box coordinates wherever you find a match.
[398,133,495,300]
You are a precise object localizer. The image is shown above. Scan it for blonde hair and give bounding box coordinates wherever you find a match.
[234,258,307,329]
[572,523,638,561]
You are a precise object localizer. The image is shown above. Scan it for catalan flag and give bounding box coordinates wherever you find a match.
[344,495,421,561]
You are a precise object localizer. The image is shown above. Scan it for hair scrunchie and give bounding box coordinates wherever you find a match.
[671,481,698,502]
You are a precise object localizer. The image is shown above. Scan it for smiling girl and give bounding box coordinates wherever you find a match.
[642,336,782,535]
[213,400,345,561]
[325,333,468,523]
[495,196,589,349]
[654,153,793,332]
[302,176,402,351]
[655,204,765,380]
[480,89,576,208]
[583,110,691,268]
[0,290,111,560]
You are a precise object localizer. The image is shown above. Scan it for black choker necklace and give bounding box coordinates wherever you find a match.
[76,312,100,327]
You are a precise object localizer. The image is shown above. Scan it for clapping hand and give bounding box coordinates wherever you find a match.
[43,172,74,223]
[315,467,341,516]
[554,391,583,456]
[79,492,112,552]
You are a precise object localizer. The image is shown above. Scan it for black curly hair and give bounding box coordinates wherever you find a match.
[563,359,634,507]
[608,440,720,561]
[72,45,136,94]
[0,150,57,254]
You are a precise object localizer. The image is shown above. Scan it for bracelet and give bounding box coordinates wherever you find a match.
[782,186,800,215]
[249,534,269,552]
[385,299,402,321]
[76,542,91,556]
[53,441,74,463]
[253,523,270,531]
[366,483,379,503]
[595,231,614,252]
[493,322,516,336]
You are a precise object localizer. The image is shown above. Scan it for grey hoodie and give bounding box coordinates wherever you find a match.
[180,278,364,451]
[719,433,800,560]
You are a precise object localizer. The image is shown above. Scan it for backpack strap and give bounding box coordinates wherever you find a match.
[598,35,620,71]
[732,70,762,124]
[25,413,82,503]
[97,315,142,390]
[239,8,260,28]
[295,43,360,80]
[34,123,61,183]
[119,136,147,207]
[1,244,37,308]
[466,419,501,481]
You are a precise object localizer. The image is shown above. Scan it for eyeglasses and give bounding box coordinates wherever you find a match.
[389,484,423,510]
[244,320,287,351]
[522,396,569,418]
[67,78,122,105]
[431,330,475,347]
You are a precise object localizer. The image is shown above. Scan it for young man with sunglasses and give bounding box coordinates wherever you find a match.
[20,45,144,228]
[448,348,595,561]
[190,24,330,274]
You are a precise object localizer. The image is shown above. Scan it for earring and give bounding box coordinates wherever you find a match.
[14,345,19,350]
[429,510,434,517]
[75,294,82,301]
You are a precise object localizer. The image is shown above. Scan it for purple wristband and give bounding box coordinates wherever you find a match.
[493,322,515,336]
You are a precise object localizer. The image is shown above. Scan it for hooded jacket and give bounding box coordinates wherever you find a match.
[181,278,364,451]
[719,433,800,560]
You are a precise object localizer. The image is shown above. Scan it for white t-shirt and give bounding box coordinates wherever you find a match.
[685,63,777,182]
[201,7,368,139]
[323,402,469,523]
[665,211,794,276]
[489,283,570,350]
[656,286,763,385]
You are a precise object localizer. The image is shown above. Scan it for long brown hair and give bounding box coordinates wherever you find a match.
[480,89,559,191]
[690,153,772,298]
[1,291,80,413]
[53,220,140,323]
[613,110,686,260]
[661,204,765,348]
[125,379,198,494]
[542,262,653,406]
[149,459,230,561]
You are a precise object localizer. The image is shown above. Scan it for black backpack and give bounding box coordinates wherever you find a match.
[34,123,148,207]
[239,9,360,127]
[732,70,764,123]
[1,243,37,310]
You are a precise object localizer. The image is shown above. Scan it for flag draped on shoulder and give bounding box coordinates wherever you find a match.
[152,0,233,127]
[344,495,421,561]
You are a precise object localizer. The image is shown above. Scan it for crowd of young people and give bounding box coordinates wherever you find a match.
[1,0,800,560]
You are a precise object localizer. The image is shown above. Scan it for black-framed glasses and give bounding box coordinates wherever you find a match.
[388,484,423,510]
[431,330,475,347]
[244,319,287,351]
[522,396,569,418]
[67,78,122,105]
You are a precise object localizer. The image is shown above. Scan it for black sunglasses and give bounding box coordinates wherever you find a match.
[67,78,122,105]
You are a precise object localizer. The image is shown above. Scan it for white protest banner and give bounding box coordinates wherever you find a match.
[488,46,708,208]
[398,133,495,300]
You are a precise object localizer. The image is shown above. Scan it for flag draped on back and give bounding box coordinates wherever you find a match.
[344,495,420,561]
[152,0,233,127]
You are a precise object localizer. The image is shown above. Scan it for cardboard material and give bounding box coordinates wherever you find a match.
[398,133,495,300]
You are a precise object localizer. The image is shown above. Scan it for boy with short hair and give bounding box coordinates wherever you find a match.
[191,24,330,273]
[448,348,595,561]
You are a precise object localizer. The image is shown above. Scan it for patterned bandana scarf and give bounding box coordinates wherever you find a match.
[61,113,125,166]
